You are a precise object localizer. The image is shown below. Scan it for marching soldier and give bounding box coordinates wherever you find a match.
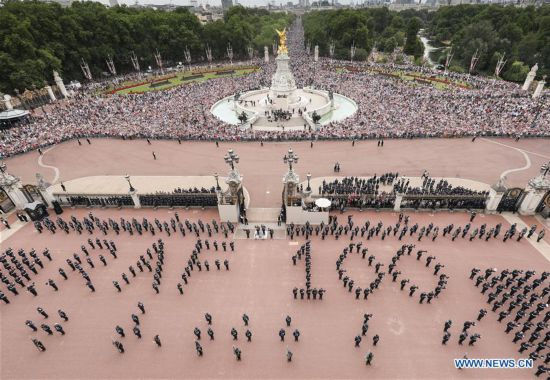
[113,340,124,353]
[113,281,121,292]
[59,268,68,280]
[32,338,46,352]
[365,352,374,366]
[458,332,468,345]
[477,309,488,321]
[137,302,145,314]
[285,315,292,327]
[41,324,53,335]
[154,335,162,347]
[37,307,49,319]
[279,328,286,342]
[194,327,201,340]
[442,332,451,345]
[25,320,37,331]
[233,346,242,361]
[54,323,65,335]
[293,329,300,342]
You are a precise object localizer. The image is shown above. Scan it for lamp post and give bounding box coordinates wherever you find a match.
[214,172,221,190]
[124,174,135,192]
[283,147,299,171]
[306,173,311,191]
[224,149,239,170]
[222,149,242,201]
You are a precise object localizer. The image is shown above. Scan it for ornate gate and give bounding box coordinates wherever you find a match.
[0,188,15,213]
[497,188,525,212]
[22,184,46,203]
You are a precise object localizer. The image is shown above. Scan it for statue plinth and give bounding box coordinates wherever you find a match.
[270,54,298,102]
[528,175,550,192]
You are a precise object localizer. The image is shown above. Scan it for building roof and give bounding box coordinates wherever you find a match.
[0,109,30,121]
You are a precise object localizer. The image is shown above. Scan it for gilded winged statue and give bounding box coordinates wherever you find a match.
[275,28,288,55]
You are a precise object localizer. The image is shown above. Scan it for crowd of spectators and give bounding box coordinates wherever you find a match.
[139,193,217,208]
[173,187,216,194]
[0,19,548,158]
[315,174,488,211]
[64,195,134,207]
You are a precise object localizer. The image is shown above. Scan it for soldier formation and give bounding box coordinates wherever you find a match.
[442,268,550,376]
[1,205,548,378]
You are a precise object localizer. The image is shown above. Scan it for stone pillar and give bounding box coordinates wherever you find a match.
[393,194,403,212]
[518,174,550,215]
[9,186,29,209]
[218,169,243,223]
[533,77,546,99]
[0,163,29,209]
[53,71,69,98]
[314,45,319,62]
[45,86,56,102]
[282,170,300,207]
[264,46,269,63]
[485,187,505,213]
[129,190,141,208]
[3,95,13,110]
[522,63,538,91]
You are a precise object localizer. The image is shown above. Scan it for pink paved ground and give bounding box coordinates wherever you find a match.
[1,208,549,379]
[1,138,550,379]
[4,137,549,208]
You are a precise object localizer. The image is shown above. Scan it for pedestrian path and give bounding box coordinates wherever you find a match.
[502,213,550,262]
[234,222,286,240]
[246,208,281,223]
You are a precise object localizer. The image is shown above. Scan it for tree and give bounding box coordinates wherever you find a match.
[503,61,530,82]
[0,2,292,92]
[311,111,321,124]
[404,17,423,57]
[238,111,248,125]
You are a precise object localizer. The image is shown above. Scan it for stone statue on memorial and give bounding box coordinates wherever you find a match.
[276,28,288,55]
[494,175,507,191]
[35,173,51,191]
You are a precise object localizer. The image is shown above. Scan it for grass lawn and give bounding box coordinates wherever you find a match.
[112,67,259,95]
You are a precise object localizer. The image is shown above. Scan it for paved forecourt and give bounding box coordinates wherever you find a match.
[5,137,549,208]
[1,208,549,379]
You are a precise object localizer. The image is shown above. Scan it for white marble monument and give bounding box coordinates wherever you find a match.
[269,30,298,102]
[522,63,538,91]
[533,75,546,99]
[45,85,56,102]
[3,95,13,110]
[53,71,70,98]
